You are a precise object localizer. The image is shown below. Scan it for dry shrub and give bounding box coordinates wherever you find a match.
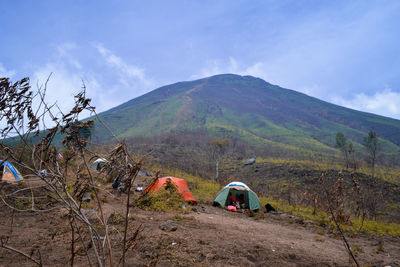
[137,182,188,212]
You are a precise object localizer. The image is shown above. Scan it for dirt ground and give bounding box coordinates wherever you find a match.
[0,186,399,266]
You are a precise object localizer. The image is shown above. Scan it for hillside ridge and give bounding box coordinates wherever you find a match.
[91,74,400,154]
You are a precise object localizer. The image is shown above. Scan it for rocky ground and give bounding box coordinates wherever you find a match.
[0,187,399,266]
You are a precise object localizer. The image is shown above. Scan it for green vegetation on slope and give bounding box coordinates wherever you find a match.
[91,74,400,158]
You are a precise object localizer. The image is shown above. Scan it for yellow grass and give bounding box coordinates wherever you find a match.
[259,196,400,237]
[255,157,400,184]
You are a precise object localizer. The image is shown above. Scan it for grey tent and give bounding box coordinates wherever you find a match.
[90,158,108,171]
[213,181,260,211]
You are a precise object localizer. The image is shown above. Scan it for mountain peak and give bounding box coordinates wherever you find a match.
[93,75,400,154]
[201,73,268,84]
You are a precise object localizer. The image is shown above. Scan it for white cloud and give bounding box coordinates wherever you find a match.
[332,89,400,119]
[31,63,102,129]
[27,42,156,124]
[94,43,153,87]
[31,43,111,124]
[55,42,82,70]
[0,63,15,78]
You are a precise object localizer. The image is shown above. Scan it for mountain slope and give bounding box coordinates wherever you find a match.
[91,74,400,154]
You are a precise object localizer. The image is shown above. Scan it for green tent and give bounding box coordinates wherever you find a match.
[213,181,260,211]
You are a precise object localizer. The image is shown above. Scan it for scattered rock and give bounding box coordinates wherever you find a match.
[288,253,296,259]
[59,208,69,217]
[244,158,256,165]
[246,253,257,262]
[279,213,288,219]
[159,220,177,232]
[197,253,206,262]
[206,253,219,260]
[198,240,208,245]
[82,191,92,202]
[83,209,97,216]
[295,218,304,224]
[138,170,152,177]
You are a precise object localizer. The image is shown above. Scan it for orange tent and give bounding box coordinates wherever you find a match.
[144,176,196,203]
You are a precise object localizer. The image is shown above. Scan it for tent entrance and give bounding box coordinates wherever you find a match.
[2,166,18,182]
[225,189,250,209]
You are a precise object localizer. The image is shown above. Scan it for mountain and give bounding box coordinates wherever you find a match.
[91,74,400,155]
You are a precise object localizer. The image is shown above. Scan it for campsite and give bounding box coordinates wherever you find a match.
[2,73,400,267]
[3,2,400,266]
[2,71,400,267]
[1,169,400,266]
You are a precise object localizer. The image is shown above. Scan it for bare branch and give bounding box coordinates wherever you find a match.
[0,239,42,266]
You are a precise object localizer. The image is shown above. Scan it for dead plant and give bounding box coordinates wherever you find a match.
[0,76,145,266]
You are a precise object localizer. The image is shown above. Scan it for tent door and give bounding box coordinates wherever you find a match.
[2,166,16,182]
[226,189,249,209]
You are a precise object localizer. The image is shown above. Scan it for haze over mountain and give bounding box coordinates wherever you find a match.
[92,74,400,155]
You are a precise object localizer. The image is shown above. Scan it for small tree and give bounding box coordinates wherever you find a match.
[335,132,349,169]
[347,141,357,170]
[363,131,380,178]
[208,139,229,181]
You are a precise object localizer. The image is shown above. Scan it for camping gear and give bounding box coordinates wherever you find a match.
[213,181,260,211]
[112,175,121,189]
[144,176,197,203]
[135,186,143,192]
[227,205,237,212]
[40,169,47,178]
[0,160,23,183]
[90,158,108,171]
[264,203,276,213]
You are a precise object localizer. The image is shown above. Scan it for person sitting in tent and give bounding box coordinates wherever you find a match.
[237,194,245,209]
[228,192,237,205]
[228,192,244,209]
[213,182,260,211]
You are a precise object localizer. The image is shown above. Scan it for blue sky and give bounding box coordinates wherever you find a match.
[1,0,400,119]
